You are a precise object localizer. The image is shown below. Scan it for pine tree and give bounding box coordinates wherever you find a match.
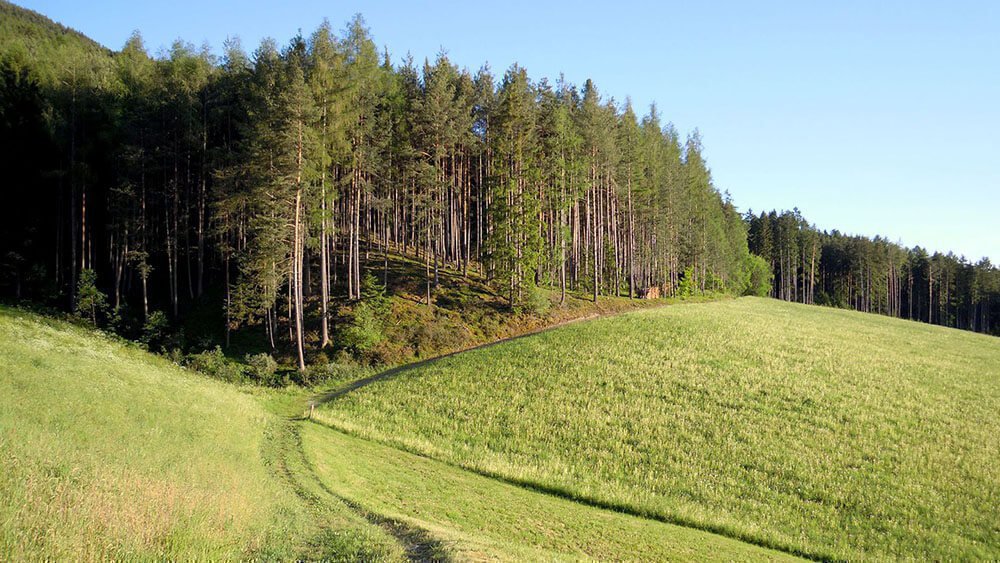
[489,65,540,306]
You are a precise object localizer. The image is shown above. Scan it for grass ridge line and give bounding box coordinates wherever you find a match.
[310,313,605,407]
[310,296,731,409]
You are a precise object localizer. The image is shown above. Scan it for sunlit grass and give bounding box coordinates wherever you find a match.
[301,421,798,561]
[316,297,1000,560]
[0,306,397,560]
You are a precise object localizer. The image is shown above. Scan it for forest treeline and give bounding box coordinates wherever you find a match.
[1,2,997,371]
[747,209,999,334]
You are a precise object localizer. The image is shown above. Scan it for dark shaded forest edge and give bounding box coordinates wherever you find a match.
[2,1,997,382]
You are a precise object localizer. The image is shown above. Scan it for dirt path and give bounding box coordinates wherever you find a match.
[290,420,449,562]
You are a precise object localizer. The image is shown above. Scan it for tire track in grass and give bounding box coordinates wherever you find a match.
[266,413,448,561]
[290,419,451,562]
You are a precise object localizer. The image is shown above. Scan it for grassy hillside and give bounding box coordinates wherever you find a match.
[301,422,796,561]
[316,297,1000,560]
[0,306,399,560]
[8,295,997,559]
[1,301,785,561]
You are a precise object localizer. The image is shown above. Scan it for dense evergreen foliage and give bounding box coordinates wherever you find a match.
[1,2,996,370]
[747,209,999,334]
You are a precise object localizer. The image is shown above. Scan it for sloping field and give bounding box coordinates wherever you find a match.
[316,297,1000,560]
[0,306,398,560]
[301,422,796,561]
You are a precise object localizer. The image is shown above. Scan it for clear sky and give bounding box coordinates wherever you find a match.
[18,0,1000,263]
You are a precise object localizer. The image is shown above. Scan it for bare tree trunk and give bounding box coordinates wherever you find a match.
[347,174,355,300]
[141,272,149,320]
[197,111,207,298]
[559,179,567,306]
[320,172,330,348]
[224,251,231,348]
[627,174,635,299]
[354,174,362,297]
[69,79,78,303]
[592,187,599,304]
[425,210,432,307]
[293,122,306,372]
[809,241,816,305]
[928,263,934,324]
[80,182,87,272]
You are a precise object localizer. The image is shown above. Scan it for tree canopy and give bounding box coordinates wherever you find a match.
[1,2,996,371]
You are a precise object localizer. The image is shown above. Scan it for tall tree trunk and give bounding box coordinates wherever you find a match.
[347,168,357,300]
[224,251,231,348]
[592,187,598,303]
[320,171,331,348]
[197,110,207,298]
[627,174,635,299]
[928,263,934,324]
[559,179,567,306]
[293,122,307,372]
[425,209,432,307]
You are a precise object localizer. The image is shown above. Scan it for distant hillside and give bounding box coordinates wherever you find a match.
[0,0,111,85]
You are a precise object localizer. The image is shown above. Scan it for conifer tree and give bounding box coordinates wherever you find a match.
[489,65,540,306]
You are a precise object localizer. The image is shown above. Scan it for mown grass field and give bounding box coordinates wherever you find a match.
[316,297,1000,560]
[0,306,399,560]
[301,421,796,561]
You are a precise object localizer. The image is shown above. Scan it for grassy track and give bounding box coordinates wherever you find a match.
[301,421,798,561]
[0,306,398,560]
[316,297,1000,560]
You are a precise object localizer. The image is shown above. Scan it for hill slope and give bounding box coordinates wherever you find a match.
[315,297,1000,560]
[0,306,399,560]
[0,0,110,84]
[301,421,796,561]
[1,303,795,560]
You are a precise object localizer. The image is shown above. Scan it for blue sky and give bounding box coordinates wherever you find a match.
[19,0,1000,262]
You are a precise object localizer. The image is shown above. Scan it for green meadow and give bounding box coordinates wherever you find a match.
[301,422,796,561]
[4,298,998,560]
[316,297,1000,560]
[0,302,798,560]
[0,306,399,560]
